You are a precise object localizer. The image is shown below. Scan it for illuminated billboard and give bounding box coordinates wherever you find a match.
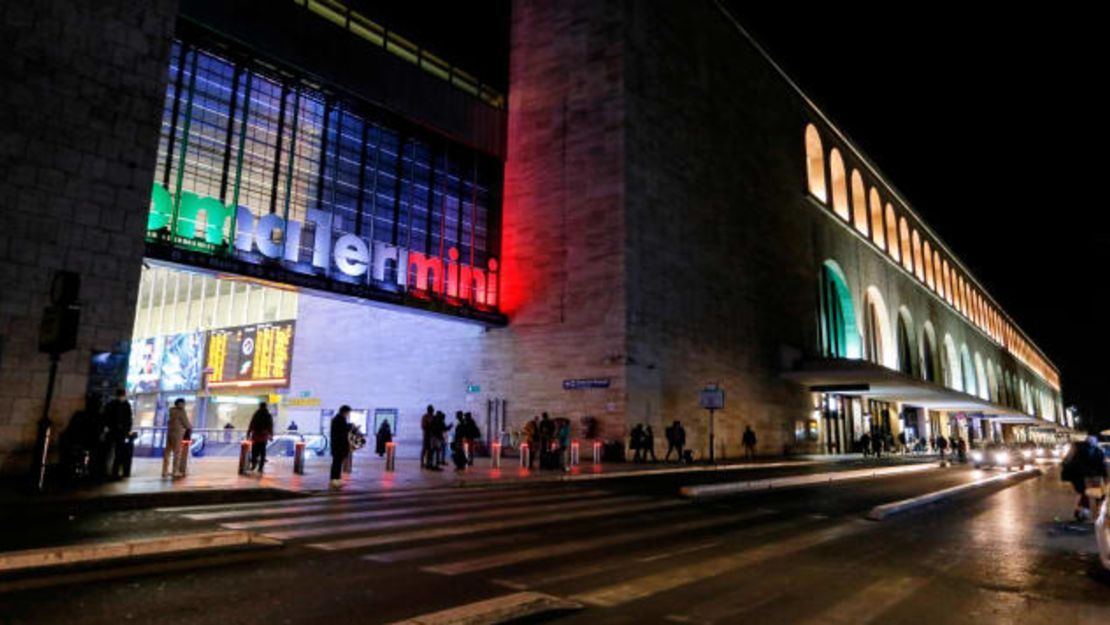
[161,332,205,392]
[126,337,163,394]
[205,321,295,389]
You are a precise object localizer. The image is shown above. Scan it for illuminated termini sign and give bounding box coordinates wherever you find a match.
[147,183,499,313]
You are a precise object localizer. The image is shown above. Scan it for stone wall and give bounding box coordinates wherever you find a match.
[486,0,628,441]
[0,1,177,473]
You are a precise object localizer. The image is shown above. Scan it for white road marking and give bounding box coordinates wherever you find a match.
[795,575,932,625]
[421,510,769,575]
[308,499,685,551]
[382,591,581,624]
[364,533,533,563]
[636,541,721,563]
[220,490,612,530]
[572,519,871,607]
[266,495,651,541]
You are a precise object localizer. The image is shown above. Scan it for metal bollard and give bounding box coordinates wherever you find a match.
[593,440,602,465]
[571,440,580,466]
[293,441,306,475]
[491,441,501,468]
[238,440,251,475]
[385,441,396,472]
[179,439,191,476]
[520,443,530,469]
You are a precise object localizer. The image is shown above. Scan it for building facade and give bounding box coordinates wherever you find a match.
[0,0,1065,473]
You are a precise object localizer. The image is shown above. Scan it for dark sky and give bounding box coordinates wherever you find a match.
[721,4,1107,429]
[376,3,1106,429]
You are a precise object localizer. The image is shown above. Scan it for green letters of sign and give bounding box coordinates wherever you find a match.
[148,183,233,246]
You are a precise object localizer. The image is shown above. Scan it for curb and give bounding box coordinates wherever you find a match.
[679,462,937,498]
[386,591,582,625]
[867,467,1042,520]
[0,530,281,574]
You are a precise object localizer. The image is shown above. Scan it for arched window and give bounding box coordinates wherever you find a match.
[920,322,938,383]
[974,352,989,400]
[899,218,913,273]
[911,230,924,282]
[851,177,868,234]
[943,334,961,391]
[933,251,944,298]
[885,204,900,263]
[869,187,885,249]
[819,261,862,359]
[960,344,976,396]
[896,309,915,377]
[805,125,827,202]
[922,241,934,289]
[863,287,894,368]
[829,149,849,220]
[942,260,953,305]
[986,359,998,402]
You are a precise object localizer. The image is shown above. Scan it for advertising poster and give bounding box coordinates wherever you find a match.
[161,332,205,392]
[206,321,295,388]
[126,336,163,394]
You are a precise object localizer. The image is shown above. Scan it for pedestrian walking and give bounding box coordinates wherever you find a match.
[871,431,883,459]
[329,405,352,489]
[629,424,645,462]
[897,431,908,454]
[643,425,658,462]
[247,402,274,473]
[742,425,757,460]
[103,388,133,480]
[163,398,192,478]
[1062,436,1107,522]
[432,411,452,467]
[664,420,685,462]
[462,411,480,465]
[937,435,949,465]
[860,432,872,458]
[538,413,555,468]
[375,419,392,457]
[556,418,571,470]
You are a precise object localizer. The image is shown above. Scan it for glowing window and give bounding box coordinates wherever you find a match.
[899,218,912,273]
[911,230,924,282]
[869,188,885,249]
[922,241,934,289]
[933,251,944,298]
[851,176,868,234]
[829,150,849,220]
[885,204,899,262]
[942,260,952,305]
[805,125,827,202]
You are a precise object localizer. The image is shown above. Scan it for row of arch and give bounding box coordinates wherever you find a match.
[805,124,1058,390]
[819,261,1059,420]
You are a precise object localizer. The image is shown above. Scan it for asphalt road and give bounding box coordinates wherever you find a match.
[1,461,1107,624]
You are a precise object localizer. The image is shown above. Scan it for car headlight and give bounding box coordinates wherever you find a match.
[1022,450,1033,459]
[971,451,984,462]
[994,452,1010,463]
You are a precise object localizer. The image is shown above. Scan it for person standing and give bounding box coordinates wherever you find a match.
[629,424,645,463]
[330,406,352,489]
[936,435,949,465]
[104,388,133,480]
[742,425,757,461]
[247,402,274,473]
[643,425,658,463]
[871,431,884,459]
[462,412,480,465]
[163,398,192,478]
[420,405,435,469]
[523,416,539,469]
[538,413,555,468]
[375,419,393,457]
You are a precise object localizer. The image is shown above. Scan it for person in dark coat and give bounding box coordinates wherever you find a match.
[643,425,657,463]
[420,405,435,469]
[629,424,645,462]
[871,431,884,459]
[742,426,757,460]
[247,402,274,473]
[538,413,556,467]
[1063,436,1108,521]
[330,406,352,489]
[375,420,393,457]
[860,432,872,457]
[462,412,480,465]
[103,388,133,480]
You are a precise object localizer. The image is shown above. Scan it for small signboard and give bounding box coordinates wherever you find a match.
[467,384,481,394]
[699,384,725,410]
[563,378,611,390]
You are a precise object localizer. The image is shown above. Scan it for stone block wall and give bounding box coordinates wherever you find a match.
[0,1,177,473]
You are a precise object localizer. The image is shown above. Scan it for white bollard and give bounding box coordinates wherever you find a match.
[385,441,396,472]
[491,441,501,468]
[520,443,530,469]
[571,440,580,466]
[592,440,602,466]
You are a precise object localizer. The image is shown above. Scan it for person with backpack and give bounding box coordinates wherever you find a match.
[1062,436,1107,522]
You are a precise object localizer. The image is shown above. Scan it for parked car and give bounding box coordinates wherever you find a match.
[970,443,1024,471]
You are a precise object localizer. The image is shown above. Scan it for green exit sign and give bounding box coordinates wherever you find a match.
[467,384,481,394]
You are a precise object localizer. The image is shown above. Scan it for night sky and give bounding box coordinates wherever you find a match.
[379,2,1106,429]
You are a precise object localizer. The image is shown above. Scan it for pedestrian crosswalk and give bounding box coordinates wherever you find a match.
[162,483,876,611]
